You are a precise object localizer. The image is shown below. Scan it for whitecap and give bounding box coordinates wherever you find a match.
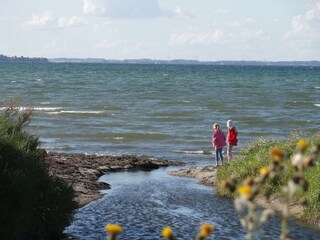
[113,137,124,140]
[314,104,320,107]
[46,112,61,115]
[173,150,212,155]
[0,107,31,111]
[60,110,104,114]
[33,107,63,111]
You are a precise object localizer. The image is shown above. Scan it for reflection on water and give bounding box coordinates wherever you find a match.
[65,168,320,240]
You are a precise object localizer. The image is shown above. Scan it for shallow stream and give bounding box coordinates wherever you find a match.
[64,167,320,240]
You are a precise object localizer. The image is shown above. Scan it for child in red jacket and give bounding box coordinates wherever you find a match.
[212,123,226,167]
[227,119,238,162]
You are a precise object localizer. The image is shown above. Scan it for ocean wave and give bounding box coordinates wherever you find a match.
[45,110,110,115]
[46,112,61,115]
[59,110,104,114]
[0,106,106,114]
[173,150,213,155]
[315,104,320,107]
[0,107,63,111]
[34,107,64,111]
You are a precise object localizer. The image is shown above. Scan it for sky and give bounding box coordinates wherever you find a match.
[1,0,320,61]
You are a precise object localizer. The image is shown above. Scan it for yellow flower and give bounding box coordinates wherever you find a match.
[105,224,123,236]
[162,226,173,239]
[270,147,284,163]
[200,223,215,237]
[259,167,270,177]
[297,139,308,152]
[238,185,253,200]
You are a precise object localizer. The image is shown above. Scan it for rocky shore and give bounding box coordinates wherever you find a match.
[45,153,184,206]
[44,152,319,229]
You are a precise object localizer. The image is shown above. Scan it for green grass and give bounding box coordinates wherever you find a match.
[216,132,320,221]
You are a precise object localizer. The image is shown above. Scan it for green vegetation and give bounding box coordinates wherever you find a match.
[0,98,78,240]
[216,133,320,222]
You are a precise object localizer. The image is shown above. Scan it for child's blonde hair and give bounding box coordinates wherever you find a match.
[213,123,220,131]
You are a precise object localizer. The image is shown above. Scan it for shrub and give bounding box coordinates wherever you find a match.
[0,98,78,239]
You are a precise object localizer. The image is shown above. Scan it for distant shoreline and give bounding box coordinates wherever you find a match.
[48,58,320,66]
[1,54,320,66]
[0,54,48,63]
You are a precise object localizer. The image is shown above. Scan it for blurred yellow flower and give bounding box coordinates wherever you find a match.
[105,224,123,236]
[162,226,173,239]
[270,147,284,162]
[260,167,270,176]
[297,139,308,152]
[238,185,253,199]
[200,223,215,237]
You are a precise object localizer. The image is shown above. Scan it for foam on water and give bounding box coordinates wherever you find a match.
[173,150,213,155]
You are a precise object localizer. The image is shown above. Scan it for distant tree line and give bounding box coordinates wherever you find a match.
[0,54,48,63]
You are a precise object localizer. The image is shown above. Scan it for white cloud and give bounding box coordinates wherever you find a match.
[22,12,86,31]
[94,39,142,58]
[21,11,54,30]
[173,6,194,19]
[169,17,266,47]
[58,16,87,28]
[82,0,171,18]
[235,29,266,42]
[83,0,98,14]
[282,1,320,59]
[169,29,224,45]
[284,1,320,43]
[229,18,256,27]
[214,9,231,14]
[95,39,126,49]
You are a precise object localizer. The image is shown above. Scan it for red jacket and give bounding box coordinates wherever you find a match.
[212,130,226,149]
[227,127,238,146]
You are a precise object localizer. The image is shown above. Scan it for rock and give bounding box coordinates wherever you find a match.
[45,152,184,206]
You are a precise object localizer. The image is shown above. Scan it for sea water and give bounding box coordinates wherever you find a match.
[1,62,320,239]
[1,62,319,162]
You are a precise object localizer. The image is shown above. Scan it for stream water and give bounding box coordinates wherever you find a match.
[64,167,320,240]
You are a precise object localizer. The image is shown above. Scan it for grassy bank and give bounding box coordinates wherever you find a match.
[0,98,78,240]
[215,132,320,225]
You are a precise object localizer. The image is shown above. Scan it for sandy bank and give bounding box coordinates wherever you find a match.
[169,166,217,186]
[45,152,184,206]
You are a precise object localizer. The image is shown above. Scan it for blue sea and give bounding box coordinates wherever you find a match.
[1,62,319,161]
[1,62,320,239]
